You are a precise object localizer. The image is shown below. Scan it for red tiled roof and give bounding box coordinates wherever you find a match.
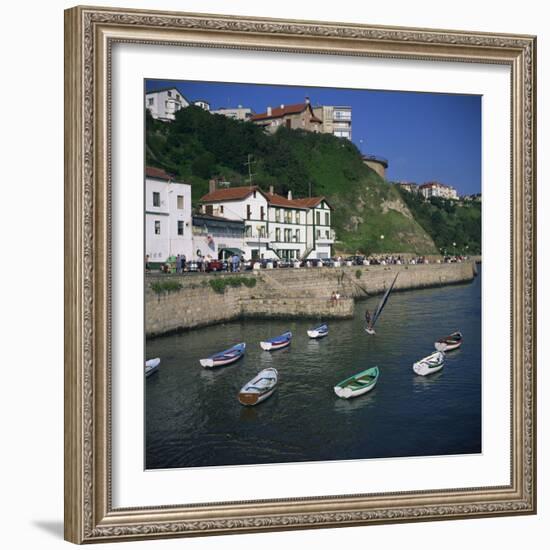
[146,166,175,181]
[200,186,264,202]
[251,102,322,124]
[292,197,326,208]
[265,193,310,209]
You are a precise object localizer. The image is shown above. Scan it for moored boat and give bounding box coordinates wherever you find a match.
[434,331,463,351]
[334,367,379,399]
[260,331,292,351]
[238,368,278,406]
[413,351,445,376]
[307,323,328,339]
[199,343,246,368]
[145,357,160,377]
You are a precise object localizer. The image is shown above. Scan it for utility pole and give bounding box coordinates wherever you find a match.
[244,154,256,184]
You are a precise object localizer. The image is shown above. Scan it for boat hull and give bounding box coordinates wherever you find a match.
[260,340,290,351]
[413,351,445,376]
[334,382,376,399]
[145,358,160,377]
[307,329,328,339]
[200,343,246,368]
[238,388,275,406]
[365,327,376,335]
[434,341,462,352]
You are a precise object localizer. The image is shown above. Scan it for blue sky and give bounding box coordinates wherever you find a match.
[146,79,481,195]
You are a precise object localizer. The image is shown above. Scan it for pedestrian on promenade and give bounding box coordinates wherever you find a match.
[176,254,182,274]
[330,291,337,306]
[181,254,186,272]
[145,254,150,273]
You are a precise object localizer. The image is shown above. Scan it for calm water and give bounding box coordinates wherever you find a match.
[146,267,481,469]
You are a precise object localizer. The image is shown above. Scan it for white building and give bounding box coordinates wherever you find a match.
[193,99,211,111]
[211,106,254,121]
[199,185,334,260]
[419,181,459,200]
[145,167,193,263]
[145,88,189,121]
[192,214,246,260]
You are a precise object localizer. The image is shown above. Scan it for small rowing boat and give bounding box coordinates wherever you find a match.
[260,331,292,351]
[238,368,278,406]
[307,323,328,339]
[334,367,379,399]
[199,343,246,368]
[145,357,160,377]
[413,351,445,376]
[434,331,463,351]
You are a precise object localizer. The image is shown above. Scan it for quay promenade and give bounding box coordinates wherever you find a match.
[146,261,477,337]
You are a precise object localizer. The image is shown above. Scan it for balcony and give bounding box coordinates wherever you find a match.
[316,230,336,243]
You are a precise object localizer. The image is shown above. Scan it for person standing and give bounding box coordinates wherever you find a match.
[181,253,186,273]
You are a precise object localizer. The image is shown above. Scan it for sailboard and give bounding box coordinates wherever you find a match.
[365,272,399,334]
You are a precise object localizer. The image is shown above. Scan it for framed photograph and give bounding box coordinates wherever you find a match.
[64,5,536,544]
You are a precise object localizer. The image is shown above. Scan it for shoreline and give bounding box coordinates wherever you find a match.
[146,261,477,338]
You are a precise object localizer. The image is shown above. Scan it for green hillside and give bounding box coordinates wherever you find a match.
[146,107,437,255]
[396,188,481,255]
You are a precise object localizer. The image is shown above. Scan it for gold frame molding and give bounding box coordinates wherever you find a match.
[64,5,537,544]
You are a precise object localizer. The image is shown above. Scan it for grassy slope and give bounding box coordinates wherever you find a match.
[146,107,438,255]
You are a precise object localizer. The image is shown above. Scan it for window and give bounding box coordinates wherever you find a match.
[154,221,161,235]
[316,211,321,225]
[153,191,160,207]
[317,229,321,238]
[259,226,266,238]
[148,98,154,106]
[275,209,281,222]
[275,228,281,241]
[245,225,252,237]
[295,229,300,242]
[205,205,213,215]
[260,206,265,220]
[246,204,251,220]
[177,195,184,209]
[219,205,224,214]
[296,211,301,224]
[326,230,330,239]
[177,221,184,236]
[167,91,172,97]
[325,212,330,226]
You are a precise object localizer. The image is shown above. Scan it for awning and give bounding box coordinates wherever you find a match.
[219,248,244,255]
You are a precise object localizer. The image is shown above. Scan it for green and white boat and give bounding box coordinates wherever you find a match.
[413,351,445,376]
[334,367,379,399]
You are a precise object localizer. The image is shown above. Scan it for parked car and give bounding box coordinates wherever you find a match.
[322,258,335,267]
[205,259,226,272]
[186,260,199,272]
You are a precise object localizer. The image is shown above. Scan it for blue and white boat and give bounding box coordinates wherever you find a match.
[199,343,246,368]
[307,323,328,339]
[260,331,292,351]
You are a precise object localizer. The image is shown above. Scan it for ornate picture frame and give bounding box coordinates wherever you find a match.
[64,5,536,544]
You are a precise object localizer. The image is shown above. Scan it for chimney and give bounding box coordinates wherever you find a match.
[209,179,216,193]
[287,190,293,200]
[305,96,310,104]
[267,106,272,116]
[280,104,285,109]
[269,185,274,195]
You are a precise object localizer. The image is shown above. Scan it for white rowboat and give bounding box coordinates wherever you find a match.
[413,351,445,376]
[307,323,328,339]
[260,331,292,351]
[238,368,278,406]
[145,357,160,377]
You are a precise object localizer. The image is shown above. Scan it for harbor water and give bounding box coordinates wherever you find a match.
[145,266,481,469]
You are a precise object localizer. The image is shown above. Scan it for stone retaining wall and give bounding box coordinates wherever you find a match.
[146,261,476,337]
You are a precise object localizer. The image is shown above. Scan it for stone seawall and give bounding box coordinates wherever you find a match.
[146,261,476,337]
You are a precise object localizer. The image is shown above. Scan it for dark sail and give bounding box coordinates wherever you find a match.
[369,272,399,329]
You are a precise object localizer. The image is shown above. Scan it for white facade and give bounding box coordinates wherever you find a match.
[419,182,459,200]
[193,100,211,111]
[145,88,189,121]
[200,187,335,260]
[145,175,193,263]
[192,215,246,261]
[211,106,253,121]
